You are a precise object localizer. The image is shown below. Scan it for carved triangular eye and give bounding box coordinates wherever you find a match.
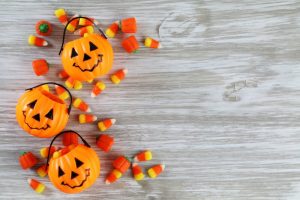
[89,42,98,51]
[45,108,53,120]
[71,171,79,179]
[75,158,83,168]
[28,100,37,109]
[71,48,78,58]
[58,166,65,177]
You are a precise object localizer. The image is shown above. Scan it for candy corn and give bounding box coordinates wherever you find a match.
[67,14,79,32]
[79,17,99,26]
[32,59,49,76]
[36,164,48,177]
[28,35,48,47]
[55,85,69,100]
[144,37,161,49]
[105,21,119,38]
[73,98,91,112]
[63,131,79,146]
[113,156,131,174]
[132,163,145,181]
[91,81,106,97]
[79,114,97,124]
[54,8,68,26]
[120,17,137,33]
[27,178,45,194]
[148,164,165,178]
[96,134,114,152]
[40,84,49,92]
[58,69,69,79]
[134,150,152,162]
[52,151,61,159]
[121,36,139,53]
[65,77,82,90]
[110,69,128,85]
[19,151,38,170]
[74,26,94,36]
[98,118,116,131]
[40,146,56,158]
[105,169,122,184]
[36,20,52,36]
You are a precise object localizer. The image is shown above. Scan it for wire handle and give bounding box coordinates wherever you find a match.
[59,16,107,55]
[46,130,91,169]
[25,82,73,114]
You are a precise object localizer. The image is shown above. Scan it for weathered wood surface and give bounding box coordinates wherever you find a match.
[0,0,300,199]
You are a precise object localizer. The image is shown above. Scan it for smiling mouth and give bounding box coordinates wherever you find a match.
[73,54,103,72]
[61,169,90,189]
[22,111,50,130]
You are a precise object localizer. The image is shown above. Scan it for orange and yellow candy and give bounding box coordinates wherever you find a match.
[65,77,82,90]
[73,98,91,112]
[67,14,79,32]
[91,81,106,97]
[110,69,128,85]
[105,169,122,185]
[74,26,94,37]
[132,163,145,181]
[32,59,49,76]
[144,37,161,49]
[79,17,99,26]
[58,69,69,79]
[54,8,68,26]
[98,118,116,131]
[148,164,165,178]
[105,21,119,38]
[55,85,69,100]
[28,35,48,47]
[120,17,137,33]
[36,164,48,177]
[79,114,97,124]
[27,178,45,194]
[134,150,152,162]
[40,146,56,158]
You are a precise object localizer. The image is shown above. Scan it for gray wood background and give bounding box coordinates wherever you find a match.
[0,0,300,199]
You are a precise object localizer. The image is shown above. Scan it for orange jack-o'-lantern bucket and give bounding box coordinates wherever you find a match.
[16,82,72,138]
[59,17,114,82]
[46,130,100,194]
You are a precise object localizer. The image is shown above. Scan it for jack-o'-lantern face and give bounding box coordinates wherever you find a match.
[48,145,100,194]
[16,87,69,138]
[61,33,113,82]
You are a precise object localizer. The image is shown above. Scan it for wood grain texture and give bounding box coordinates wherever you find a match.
[0,0,300,199]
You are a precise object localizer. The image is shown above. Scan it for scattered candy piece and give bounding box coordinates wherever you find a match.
[105,169,122,184]
[62,131,79,146]
[54,8,68,26]
[79,114,97,124]
[148,164,165,178]
[58,69,69,79]
[40,146,56,158]
[73,98,91,112]
[91,81,106,97]
[144,37,161,49]
[65,77,82,90]
[74,26,94,36]
[19,151,38,170]
[134,150,152,162]
[32,59,49,76]
[105,21,119,38]
[96,134,114,152]
[98,118,116,131]
[79,17,99,26]
[36,164,48,177]
[67,14,79,32]
[113,156,131,174]
[35,20,52,36]
[120,17,137,33]
[121,35,139,53]
[132,163,145,181]
[110,69,128,85]
[52,151,61,159]
[28,35,48,47]
[28,178,45,194]
[55,85,69,100]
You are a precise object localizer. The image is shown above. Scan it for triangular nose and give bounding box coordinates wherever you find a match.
[83,53,91,61]
[71,171,79,179]
[32,113,40,122]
